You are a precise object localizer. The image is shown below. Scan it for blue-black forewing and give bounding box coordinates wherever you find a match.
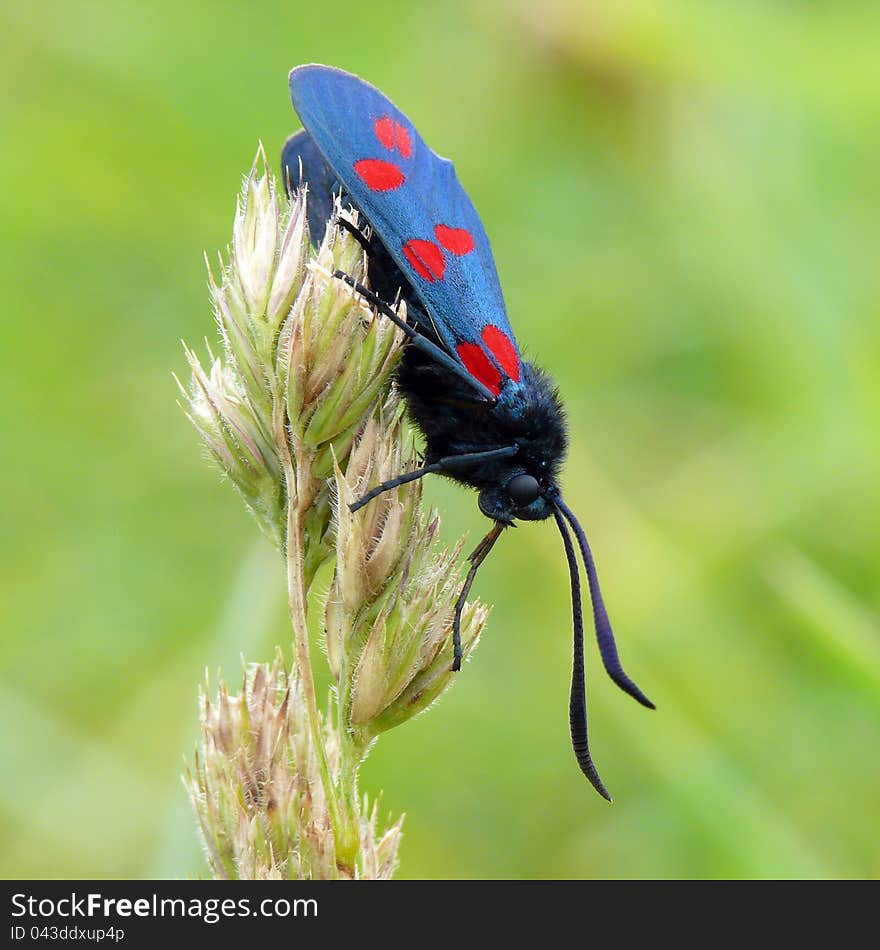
[281,129,337,245]
[288,64,522,398]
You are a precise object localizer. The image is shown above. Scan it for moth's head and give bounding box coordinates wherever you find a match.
[478,472,556,523]
[478,361,566,524]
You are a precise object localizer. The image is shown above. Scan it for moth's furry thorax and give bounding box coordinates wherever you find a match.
[397,349,568,523]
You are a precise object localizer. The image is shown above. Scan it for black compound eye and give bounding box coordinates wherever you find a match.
[508,473,540,508]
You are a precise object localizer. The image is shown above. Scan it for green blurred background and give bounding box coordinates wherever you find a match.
[2,0,879,879]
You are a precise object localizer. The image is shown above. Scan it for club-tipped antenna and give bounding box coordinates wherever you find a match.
[554,496,655,711]
[552,507,612,801]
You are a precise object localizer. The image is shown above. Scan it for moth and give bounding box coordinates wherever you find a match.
[282,64,654,799]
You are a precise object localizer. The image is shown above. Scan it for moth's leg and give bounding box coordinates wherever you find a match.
[333,271,497,402]
[349,446,518,513]
[336,215,373,254]
[452,522,505,671]
[333,263,436,338]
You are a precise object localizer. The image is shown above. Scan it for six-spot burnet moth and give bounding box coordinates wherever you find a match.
[281,64,654,800]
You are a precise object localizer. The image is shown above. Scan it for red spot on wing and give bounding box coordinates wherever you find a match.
[354,159,405,192]
[373,116,412,158]
[395,123,413,158]
[482,325,520,382]
[434,224,475,256]
[374,116,395,150]
[402,239,446,282]
[457,342,502,396]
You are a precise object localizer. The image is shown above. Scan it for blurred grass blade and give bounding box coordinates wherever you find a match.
[764,548,880,706]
